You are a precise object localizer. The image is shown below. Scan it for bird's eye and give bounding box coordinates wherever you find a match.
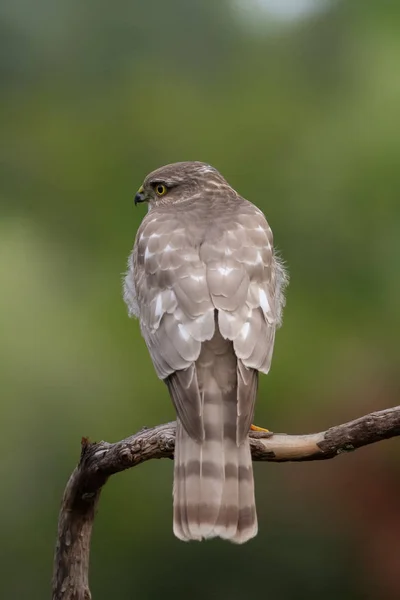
[155,184,168,197]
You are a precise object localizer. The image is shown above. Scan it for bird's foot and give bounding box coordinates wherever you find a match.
[250,424,269,432]
[250,424,273,438]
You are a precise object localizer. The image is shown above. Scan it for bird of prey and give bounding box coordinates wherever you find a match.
[124,161,287,543]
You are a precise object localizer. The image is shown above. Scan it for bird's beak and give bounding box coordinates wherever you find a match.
[134,185,147,206]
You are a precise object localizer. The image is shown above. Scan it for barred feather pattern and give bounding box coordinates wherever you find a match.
[170,323,257,543]
[124,161,288,544]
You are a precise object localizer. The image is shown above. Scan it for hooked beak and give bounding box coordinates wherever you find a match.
[134,185,147,206]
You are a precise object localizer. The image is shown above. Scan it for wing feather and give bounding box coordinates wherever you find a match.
[128,211,215,436]
[166,365,204,442]
[200,201,286,375]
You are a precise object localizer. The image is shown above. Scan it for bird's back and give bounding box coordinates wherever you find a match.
[124,161,287,543]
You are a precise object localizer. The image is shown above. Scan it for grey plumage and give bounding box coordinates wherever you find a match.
[124,161,287,543]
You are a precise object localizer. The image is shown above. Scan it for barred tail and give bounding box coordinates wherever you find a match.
[173,378,257,543]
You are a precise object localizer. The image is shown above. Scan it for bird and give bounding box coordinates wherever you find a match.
[124,161,288,544]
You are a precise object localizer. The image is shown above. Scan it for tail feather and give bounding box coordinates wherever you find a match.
[232,442,258,543]
[213,380,240,540]
[173,374,257,543]
[173,421,192,540]
[172,325,258,544]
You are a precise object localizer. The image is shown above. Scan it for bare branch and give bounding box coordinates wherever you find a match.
[52,405,400,600]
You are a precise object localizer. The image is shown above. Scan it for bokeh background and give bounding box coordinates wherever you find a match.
[1,0,400,598]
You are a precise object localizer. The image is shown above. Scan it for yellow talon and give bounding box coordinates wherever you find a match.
[250,424,270,433]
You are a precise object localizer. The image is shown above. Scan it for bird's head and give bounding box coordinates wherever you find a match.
[134,161,229,207]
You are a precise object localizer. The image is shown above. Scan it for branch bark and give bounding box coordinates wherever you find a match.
[52,405,400,600]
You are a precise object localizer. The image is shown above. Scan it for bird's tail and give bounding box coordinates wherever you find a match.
[173,375,257,544]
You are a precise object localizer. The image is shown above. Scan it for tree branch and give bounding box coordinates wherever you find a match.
[52,405,400,600]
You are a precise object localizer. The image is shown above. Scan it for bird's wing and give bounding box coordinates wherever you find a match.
[128,201,287,444]
[200,200,287,443]
[131,209,215,441]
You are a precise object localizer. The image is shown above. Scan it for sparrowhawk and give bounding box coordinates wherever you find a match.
[124,161,287,543]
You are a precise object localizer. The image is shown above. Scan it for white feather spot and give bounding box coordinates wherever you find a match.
[190,274,204,282]
[255,251,263,264]
[218,266,234,276]
[149,232,161,239]
[178,323,191,341]
[240,322,250,340]
[144,247,154,260]
[198,164,215,174]
[155,294,163,318]
[259,288,271,313]
[256,225,264,232]
[164,244,173,253]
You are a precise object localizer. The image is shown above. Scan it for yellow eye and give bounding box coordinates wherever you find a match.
[155,184,168,197]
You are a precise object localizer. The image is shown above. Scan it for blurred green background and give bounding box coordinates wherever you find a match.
[1,0,400,598]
